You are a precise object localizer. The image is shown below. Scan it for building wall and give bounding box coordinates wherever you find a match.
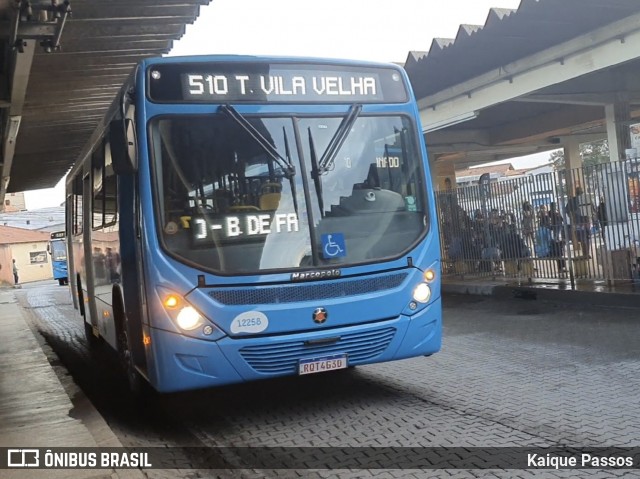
[11,241,54,284]
[4,192,26,212]
[0,246,13,285]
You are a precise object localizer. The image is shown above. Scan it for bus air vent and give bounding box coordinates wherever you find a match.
[239,326,396,374]
[208,272,407,305]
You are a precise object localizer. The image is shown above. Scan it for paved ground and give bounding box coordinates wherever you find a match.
[0,284,144,479]
[9,281,640,478]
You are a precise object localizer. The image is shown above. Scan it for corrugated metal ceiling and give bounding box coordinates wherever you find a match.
[404,0,640,166]
[5,0,640,195]
[405,0,640,100]
[4,0,211,193]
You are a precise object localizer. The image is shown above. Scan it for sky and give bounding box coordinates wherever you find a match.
[27,0,548,210]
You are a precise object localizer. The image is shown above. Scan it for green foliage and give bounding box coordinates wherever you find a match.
[548,149,564,170]
[547,140,610,170]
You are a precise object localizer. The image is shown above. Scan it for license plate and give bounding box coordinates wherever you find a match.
[298,353,348,375]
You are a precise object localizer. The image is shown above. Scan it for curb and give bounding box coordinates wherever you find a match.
[8,289,146,479]
[441,282,501,297]
[497,284,640,309]
[443,281,640,309]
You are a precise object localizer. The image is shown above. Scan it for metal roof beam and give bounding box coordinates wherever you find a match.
[0,39,35,207]
[512,93,617,106]
[0,22,56,39]
[71,5,200,18]
[63,23,186,38]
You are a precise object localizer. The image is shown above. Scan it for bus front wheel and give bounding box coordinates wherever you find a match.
[78,285,100,351]
[114,300,149,397]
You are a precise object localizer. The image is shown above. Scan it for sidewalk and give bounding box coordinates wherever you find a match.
[0,287,144,479]
[442,276,640,308]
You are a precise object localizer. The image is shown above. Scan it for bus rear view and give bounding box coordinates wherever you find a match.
[49,231,68,286]
[68,56,441,393]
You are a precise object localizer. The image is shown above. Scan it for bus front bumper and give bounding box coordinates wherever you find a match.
[148,298,441,393]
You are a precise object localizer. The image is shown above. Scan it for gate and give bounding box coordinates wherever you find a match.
[438,161,640,287]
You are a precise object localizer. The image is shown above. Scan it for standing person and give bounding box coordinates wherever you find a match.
[521,201,535,254]
[549,202,564,240]
[548,202,566,274]
[596,196,608,243]
[537,204,551,230]
[566,186,593,258]
[12,259,18,285]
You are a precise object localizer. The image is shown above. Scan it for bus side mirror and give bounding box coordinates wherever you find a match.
[110,119,138,174]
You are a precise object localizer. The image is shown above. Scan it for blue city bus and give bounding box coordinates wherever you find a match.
[65,55,441,393]
[48,231,68,285]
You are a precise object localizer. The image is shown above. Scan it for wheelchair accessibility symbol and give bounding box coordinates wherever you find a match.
[321,233,346,259]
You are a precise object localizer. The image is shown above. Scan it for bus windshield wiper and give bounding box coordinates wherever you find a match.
[308,127,324,217]
[220,104,296,179]
[318,103,362,175]
[282,126,299,216]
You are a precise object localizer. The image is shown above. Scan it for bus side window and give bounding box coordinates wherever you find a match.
[72,175,83,236]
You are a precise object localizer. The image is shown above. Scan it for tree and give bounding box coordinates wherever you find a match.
[548,140,613,198]
[547,140,610,170]
[548,149,564,170]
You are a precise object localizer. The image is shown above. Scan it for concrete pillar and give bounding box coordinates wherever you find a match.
[563,137,581,195]
[431,156,456,192]
[605,95,631,162]
[605,104,620,163]
[602,98,631,285]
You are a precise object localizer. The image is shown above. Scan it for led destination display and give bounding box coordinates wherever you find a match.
[188,212,299,246]
[148,62,408,104]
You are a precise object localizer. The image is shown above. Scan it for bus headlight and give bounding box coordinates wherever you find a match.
[412,283,432,303]
[176,306,204,331]
[160,289,206,331]
[157,287,224,339]
[424,269,436,282]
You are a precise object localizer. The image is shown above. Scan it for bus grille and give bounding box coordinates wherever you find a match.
[208,273,407,305]
[239,327,396,374]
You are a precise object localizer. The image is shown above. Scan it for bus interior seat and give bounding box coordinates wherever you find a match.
[229,205,261,212]
[259,182,282,210]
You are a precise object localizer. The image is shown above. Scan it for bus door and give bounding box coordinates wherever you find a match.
[82,173,100,335]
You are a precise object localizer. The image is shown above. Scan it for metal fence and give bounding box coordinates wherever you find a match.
[437,160,640,287]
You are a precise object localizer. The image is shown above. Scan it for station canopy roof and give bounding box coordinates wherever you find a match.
[1,0,210,194]
[404,0,640,167]
[4,0,640,197]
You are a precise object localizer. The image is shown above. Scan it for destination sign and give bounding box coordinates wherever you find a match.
[189,212,299,246]
[148,62,408,104]
[50,231,65,239]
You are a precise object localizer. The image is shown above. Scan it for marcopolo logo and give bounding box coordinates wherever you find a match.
[7,449,39,467]
[290,269,341,282]
[312,307,328,324]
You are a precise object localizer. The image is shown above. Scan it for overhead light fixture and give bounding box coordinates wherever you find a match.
[6,116,21,143]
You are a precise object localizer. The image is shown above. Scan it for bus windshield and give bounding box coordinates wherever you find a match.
[50,239,67,261]
[151,111,427,274]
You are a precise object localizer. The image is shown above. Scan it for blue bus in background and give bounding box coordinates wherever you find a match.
[65,55,441,393]
[48,231,68,286]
